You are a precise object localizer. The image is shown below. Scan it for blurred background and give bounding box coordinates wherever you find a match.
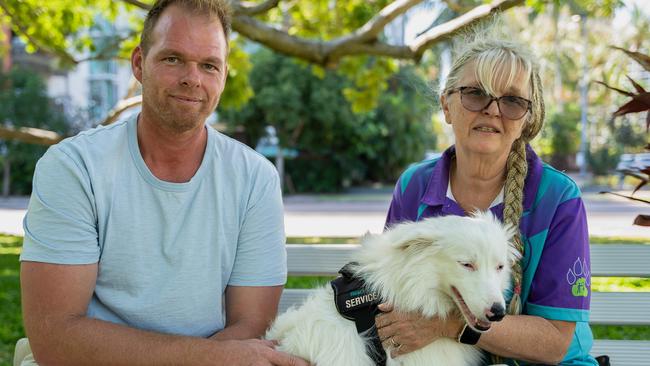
[0,0,648,196]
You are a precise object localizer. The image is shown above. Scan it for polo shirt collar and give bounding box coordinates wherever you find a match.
[420,144,543,212]
[421,146,454,207]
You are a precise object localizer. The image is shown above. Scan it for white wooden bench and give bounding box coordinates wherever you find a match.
[281,243,650,366]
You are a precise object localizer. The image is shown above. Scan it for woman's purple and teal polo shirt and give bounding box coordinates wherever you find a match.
[385,145,598,365]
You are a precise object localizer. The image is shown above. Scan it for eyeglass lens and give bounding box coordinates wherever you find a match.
[460,87,529,120]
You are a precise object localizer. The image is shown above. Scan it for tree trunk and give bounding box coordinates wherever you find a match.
[2,157,10,197]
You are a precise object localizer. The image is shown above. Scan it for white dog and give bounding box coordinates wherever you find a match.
[266,211,518,365]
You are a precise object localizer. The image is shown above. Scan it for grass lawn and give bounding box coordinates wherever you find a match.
[590,236,650,245]
[1,234,648,365]
[0,235,23,366]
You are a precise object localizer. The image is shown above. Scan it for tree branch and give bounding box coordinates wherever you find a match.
[327,0,422,49]
[75,31,139,63]
[124,77,141,99]
[121,0,151,10]
[100,95,142,126]
[410,0,525,59]
[600,191,650,205]
[440,0,469,13]
[233,0,280,16]
[234,0,524,65]
[232,15,327,64]
[0,125,63,145]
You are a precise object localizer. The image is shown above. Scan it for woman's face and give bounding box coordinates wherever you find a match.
[441,62,530,159]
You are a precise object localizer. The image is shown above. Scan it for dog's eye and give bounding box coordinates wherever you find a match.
[459,262,476,271]
[497,264,505,271]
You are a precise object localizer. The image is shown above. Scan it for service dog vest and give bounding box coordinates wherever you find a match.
[330,262,387,366]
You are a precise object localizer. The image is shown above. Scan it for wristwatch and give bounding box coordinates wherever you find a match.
[457,324,481,345]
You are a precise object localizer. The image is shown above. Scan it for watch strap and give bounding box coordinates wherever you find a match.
[457,324,481,345]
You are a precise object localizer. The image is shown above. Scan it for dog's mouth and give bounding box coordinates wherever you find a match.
[451,286,492,332]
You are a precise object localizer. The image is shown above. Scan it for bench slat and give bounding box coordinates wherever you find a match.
[591,340,650,366]
[286,244,357,276]
[280,290,650,326]
[287,244,650,277]
[279,289,313,314]
[590,244,650,277]
[590,292,650,325]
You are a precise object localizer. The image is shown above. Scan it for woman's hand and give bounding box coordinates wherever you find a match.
[375,303,463,358]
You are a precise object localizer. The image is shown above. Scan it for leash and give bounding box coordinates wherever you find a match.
[330,262,387,366]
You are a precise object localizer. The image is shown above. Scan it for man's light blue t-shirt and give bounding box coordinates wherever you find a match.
[20,114,287,337]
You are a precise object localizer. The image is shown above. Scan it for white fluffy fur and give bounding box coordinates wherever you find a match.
[267,211,518,366]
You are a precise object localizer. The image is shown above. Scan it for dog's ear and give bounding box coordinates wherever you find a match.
[361,231,373,241]
[396,237,436,251]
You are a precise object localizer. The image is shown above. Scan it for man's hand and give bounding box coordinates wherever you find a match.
[222,339,311,366]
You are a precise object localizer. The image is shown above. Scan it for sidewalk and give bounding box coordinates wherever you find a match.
[2,187,650,239]
[283,192,391,237]
[0,196,29,237]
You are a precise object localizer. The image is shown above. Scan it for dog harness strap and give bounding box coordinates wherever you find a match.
[331,263,387,366]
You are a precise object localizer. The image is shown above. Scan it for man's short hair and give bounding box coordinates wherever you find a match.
[140,0,232,54]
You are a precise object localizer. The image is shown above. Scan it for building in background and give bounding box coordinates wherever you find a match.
[8,17,133,130]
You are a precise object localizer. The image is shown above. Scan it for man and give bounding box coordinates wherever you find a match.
[17,1,307,365]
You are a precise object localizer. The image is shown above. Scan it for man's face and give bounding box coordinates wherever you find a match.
[132,4,228,134]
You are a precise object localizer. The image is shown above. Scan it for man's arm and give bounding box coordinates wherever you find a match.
[210,285,283,341]
[21,262,304,366]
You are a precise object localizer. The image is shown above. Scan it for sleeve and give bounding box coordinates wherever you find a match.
[525,196,591,322]
[384,177,405,230]
[228,166,287,286]
[20,146,100,264]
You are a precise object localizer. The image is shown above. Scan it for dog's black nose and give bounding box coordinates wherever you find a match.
[487,303,505,321]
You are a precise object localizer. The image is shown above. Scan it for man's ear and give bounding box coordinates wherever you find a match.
[132,46,144,83]
[221,63,229,90]
[440,94,452,125]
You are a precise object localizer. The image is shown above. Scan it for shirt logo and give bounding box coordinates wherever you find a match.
[566,257,590,297]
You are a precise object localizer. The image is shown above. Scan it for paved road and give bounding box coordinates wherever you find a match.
[283,190,650,238]
[2,190,649,239]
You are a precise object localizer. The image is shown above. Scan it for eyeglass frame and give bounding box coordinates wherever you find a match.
[447,86,532,120]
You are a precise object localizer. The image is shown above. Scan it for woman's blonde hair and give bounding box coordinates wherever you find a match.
[442,20,545,320]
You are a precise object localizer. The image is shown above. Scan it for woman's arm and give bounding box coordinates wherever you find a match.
[477,314,575,364]
[376,305,574,364]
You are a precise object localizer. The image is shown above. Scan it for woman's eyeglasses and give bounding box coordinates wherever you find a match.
[447,86,532,120]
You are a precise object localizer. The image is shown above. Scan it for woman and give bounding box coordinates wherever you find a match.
[375,27,597,365]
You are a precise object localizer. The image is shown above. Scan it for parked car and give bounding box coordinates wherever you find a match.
[616,153,635,172]
[616,153,650,173]
[632,153,650,171]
